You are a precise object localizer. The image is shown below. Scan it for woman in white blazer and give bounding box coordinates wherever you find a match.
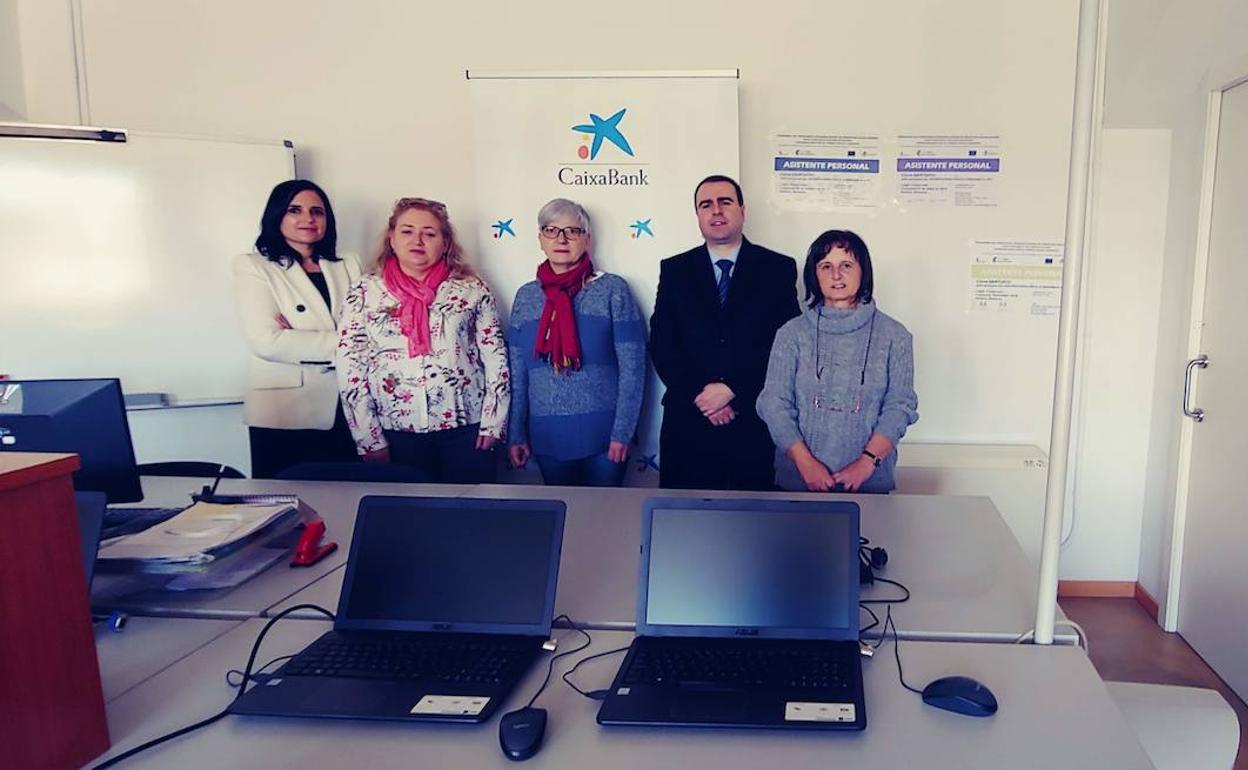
[233,180,362,478]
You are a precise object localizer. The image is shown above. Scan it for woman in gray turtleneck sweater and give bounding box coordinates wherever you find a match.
[757,230,918,493]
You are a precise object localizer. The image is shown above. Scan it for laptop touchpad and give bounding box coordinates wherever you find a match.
[310,679,415,713]
[669,692,752,722]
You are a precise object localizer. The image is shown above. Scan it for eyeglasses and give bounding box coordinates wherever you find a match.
[539,225,587,240]
[813,309,875,416]
[812,394,863,414]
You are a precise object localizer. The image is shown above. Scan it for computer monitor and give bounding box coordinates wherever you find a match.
[0,378,143,503]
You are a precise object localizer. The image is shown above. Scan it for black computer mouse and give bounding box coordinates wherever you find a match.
[499,707,547,761]
[921,675,998,717]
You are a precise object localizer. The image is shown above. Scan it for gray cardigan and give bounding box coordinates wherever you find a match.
[757,302,918,493]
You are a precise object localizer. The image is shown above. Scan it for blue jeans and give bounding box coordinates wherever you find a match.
[535,451,627,487]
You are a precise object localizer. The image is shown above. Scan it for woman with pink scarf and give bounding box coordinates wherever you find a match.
[336,198,509,483]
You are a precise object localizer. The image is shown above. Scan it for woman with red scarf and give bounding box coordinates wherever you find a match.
[506,199,647,486]
[336,198,509,483]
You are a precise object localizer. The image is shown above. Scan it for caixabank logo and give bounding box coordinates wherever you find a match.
[559,107,650,187]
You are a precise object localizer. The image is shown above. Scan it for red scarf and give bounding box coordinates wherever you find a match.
[534,256,593,372]
[382,256,450,357]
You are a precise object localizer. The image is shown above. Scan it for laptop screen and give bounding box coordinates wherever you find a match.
[335,496,565,636]
[638,499,860,640]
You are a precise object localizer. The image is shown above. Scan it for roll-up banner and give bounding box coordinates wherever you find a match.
[470,71,740,483]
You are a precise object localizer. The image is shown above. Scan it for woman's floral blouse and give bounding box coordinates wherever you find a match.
[336,271,510,453]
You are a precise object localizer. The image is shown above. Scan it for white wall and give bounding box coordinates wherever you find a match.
[14,0,79,123]
[0,0,26,118]
[1099,0,1248,601]
[18,0,1189,583]
[1062,128,1170,581]
[127,404,249,475]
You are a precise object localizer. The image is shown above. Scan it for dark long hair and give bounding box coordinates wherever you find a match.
[254,179,340,267]
[802,230,874,309]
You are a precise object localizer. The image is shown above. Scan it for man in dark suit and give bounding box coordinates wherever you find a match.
[650,175,800,489]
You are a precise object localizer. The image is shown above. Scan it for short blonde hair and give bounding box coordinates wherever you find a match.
[375,197,475,279]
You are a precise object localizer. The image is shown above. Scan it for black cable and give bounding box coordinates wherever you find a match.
[882,604,924,695]
[561,645,631,701]
[862,577,923,697]
[93,707,231,769]
[208,464,226,496]
[860,576,911,605]
[524,614,593,709]
[859,603,880,635]
[225,654,295,688]
[91,603,335,769]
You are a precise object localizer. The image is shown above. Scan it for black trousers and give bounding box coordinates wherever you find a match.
[658,406,776,491]
[384,424,498,484]
[248,404,359,479]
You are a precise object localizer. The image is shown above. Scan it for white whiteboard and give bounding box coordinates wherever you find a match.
[0,129,295,401]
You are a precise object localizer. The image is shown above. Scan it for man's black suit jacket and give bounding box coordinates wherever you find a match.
[649,237,800,489]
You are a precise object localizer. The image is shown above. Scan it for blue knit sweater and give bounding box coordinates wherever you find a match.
[507,272,647,460]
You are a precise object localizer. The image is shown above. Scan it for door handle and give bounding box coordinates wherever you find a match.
[1183,355,1209,422]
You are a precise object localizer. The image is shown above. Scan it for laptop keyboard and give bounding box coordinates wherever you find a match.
[281,633,534,685]
[621,643,851,691]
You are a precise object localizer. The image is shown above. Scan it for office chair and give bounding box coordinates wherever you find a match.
[274,462,431,483]
[137,461,246,479]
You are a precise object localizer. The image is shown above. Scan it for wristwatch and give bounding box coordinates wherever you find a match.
[862,450,882,468]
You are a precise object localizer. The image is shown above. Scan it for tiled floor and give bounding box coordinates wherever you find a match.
[1060,597,1247,770]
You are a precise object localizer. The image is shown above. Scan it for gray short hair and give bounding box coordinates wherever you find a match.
[537,198,592,236]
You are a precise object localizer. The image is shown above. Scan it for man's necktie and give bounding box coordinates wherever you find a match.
[716,259,733,306]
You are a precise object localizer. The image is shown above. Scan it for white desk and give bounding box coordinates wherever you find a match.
[95,481,1071,644]
[461,485,1069,642]
[95,616,240,703]
[264,565,345,618]
[96,620,1152,769]
[91,477,470,619]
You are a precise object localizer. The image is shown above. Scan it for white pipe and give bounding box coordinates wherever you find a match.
[69,0,91,124]
[1060,0,1110,550]
[1034,0,1103,645]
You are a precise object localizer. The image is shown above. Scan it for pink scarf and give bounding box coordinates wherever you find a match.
[382,257,450,357]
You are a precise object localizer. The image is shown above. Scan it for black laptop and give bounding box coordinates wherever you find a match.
[229,495,565,724]
[597,497,866,730]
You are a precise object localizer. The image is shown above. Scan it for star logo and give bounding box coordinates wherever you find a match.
[635,453,660,473]
[572,108,635,160]
[629,219,654,238]
[491,219,515,239]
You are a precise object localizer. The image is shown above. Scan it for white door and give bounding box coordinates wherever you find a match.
[1174,78,1248,701]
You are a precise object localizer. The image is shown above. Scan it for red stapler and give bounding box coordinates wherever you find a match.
[291,519,338,567]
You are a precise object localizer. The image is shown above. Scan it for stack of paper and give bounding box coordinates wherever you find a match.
[98,501,299,570]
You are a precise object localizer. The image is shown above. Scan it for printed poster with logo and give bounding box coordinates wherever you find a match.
[770,132,883,211]
[969,240,1063,316]
[468,72,740,484]
[894,134,1002,207]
